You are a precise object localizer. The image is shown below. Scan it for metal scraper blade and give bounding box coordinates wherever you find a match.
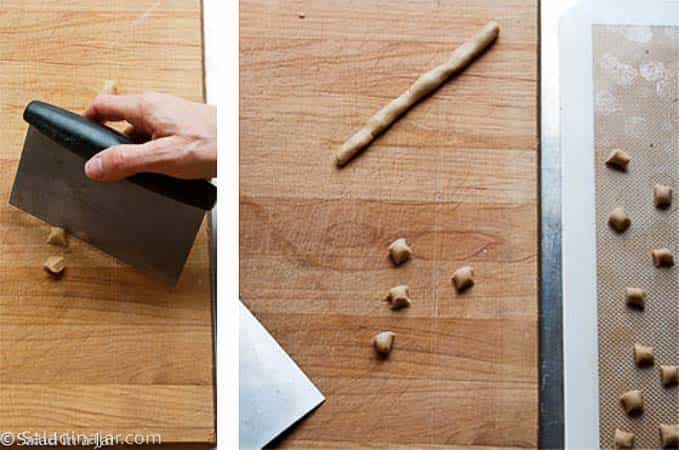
[9,125,205,285]
[239,301,325,449]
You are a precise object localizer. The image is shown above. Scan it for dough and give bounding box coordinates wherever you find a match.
[297,11,305,18]
[102,79,119,95]
[620,390,643,415]
[335,21,500,167]
[385,285,411,310]
[605,148,631,171]
[652,248,674,268]
[451,266,474,292]
[43,256,64,275]
[614,429,635,448]
[608,207,631,233]
[373,331,395,356]
[659,366,678,387]
[46,226,67,247]
[659,424,679,448]
[388,238,412,265]
[654,184,672,209]
[633,343,654,367]
[625,287,646,309]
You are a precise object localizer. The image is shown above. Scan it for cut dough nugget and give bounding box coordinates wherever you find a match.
[385,285,411,310]
[451,266,474,292]
[633,343,654,367]
[620,390,643,415]
[373,331,395,357]
[659,424,679,448]
[660,366,678,387]
[335,21,500,167]
[654,184,672,209]
[608,207,631,233]
[388,238,412,265]
[605,148,631,171]
[652,248,674,267]
[614,429,635,449]
[46,226,67,247]
[625,287,646,309]
[43,256,65,275]
[102,79,119,95]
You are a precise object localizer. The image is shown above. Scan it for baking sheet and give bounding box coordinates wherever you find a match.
[593,25,678,449]
[560,1,679,448]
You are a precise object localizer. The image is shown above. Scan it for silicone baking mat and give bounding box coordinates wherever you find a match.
[593,25,678,449]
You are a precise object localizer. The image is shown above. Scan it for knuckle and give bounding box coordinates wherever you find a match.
[176,140,199,163]
[139,92,162,117]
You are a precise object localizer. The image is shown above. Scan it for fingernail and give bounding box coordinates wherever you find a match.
[85,158,103,179]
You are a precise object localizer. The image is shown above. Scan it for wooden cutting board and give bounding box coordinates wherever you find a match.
[240,0,538,447]
[0,1,215,445]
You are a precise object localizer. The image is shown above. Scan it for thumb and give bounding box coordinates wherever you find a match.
[84,137,178,181]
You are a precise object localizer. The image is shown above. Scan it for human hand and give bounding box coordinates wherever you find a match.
[83,92,216,181]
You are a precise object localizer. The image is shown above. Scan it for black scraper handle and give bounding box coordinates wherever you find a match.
[23,100,217,211]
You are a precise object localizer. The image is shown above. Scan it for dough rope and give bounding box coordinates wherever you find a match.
[335,21,500,167]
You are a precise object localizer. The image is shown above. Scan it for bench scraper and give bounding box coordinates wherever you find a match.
[239,300,325,449]
[9,101,217,285]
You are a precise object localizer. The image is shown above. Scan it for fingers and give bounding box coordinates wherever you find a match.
[84,136,181,182]
[84,94,149,132]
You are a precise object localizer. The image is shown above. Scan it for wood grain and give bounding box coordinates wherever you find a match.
[0,0,214,445]
[240,0,538,447]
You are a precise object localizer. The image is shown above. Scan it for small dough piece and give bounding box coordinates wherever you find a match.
[625,287,646,309]
[608,207,631,233]
[43,256,65,275]
[633,343,654,367]
[102,79,119,95]
[614,429,635,448]
[297,11,305,18]
[451,266,475,292]
[373,331,395,356]
[659,366,679,387]
[388,238,412,265]
[620,390,643,415]
[605,148,631,171]
[659,424,679,448]
[652,248,674,268]
[654,184,673,209]
[385,285,411,310]
[46,226,67,247]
